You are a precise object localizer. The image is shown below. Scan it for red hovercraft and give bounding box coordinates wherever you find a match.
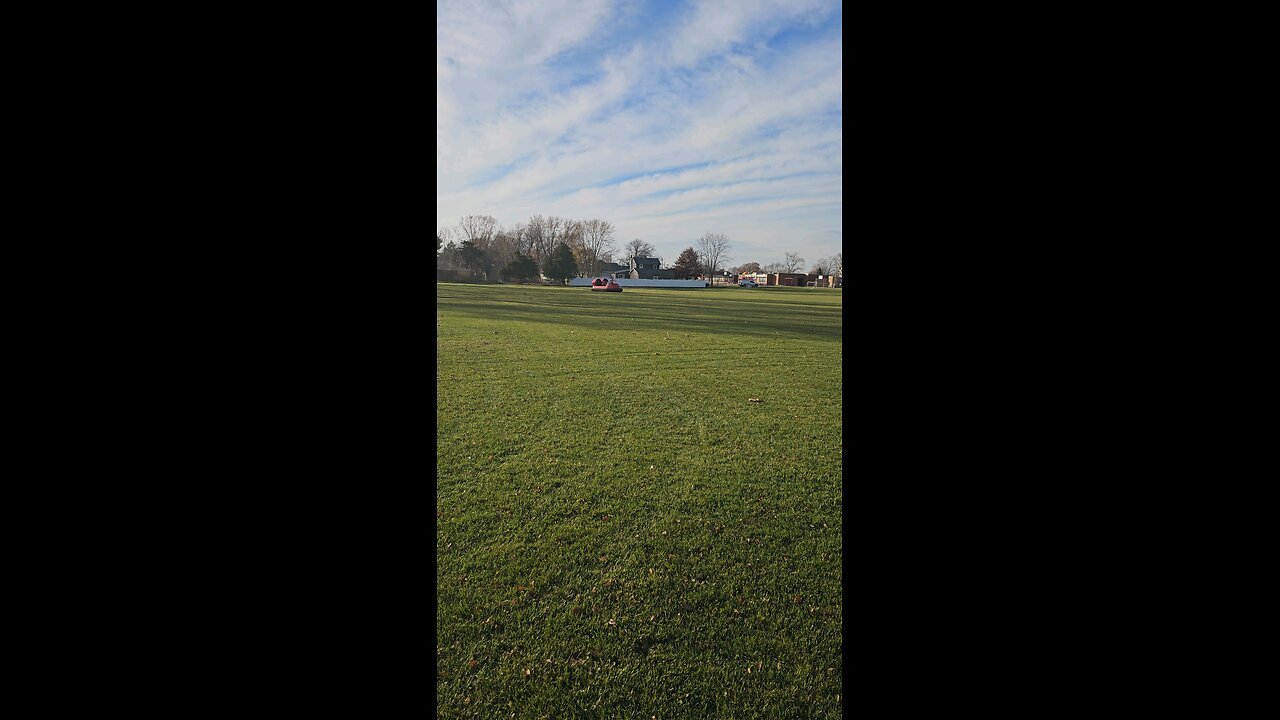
[590,278,623,292]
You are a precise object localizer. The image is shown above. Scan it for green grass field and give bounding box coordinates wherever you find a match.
[436,283,843,718]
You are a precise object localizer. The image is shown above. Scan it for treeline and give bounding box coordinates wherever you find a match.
[729,251,842,277]
[436,214,620,283]
[667,248,844,279]
[436,214,842,283]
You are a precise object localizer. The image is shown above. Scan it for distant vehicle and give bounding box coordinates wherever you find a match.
[738,279,758,288]
[590,278,623,292]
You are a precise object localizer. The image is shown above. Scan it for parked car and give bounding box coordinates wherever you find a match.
[738,279,758,288]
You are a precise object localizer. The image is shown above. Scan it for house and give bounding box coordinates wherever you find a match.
[628,256,674,279]
[708,269,735,286]
[740,272,770,285]
[600,261,629,278]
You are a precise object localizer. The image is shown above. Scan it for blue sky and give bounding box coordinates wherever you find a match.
[437,0,842,269]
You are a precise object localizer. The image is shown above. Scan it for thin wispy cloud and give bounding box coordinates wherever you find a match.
[437,0,842,268]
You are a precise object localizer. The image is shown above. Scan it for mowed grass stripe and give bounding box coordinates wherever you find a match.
[437,283,842,718]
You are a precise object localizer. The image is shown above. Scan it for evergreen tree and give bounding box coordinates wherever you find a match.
[503,254,539,283]
[544,242,579,284]
[673,247,701,279]
[438,241,461,270]
[459,240,492,279]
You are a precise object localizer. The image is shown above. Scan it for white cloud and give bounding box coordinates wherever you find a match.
[437,0,842,266]
[661,0,833,68]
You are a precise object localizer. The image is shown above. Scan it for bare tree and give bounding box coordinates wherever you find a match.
[438,226,457,251]
[540,216,568,273]
[576,219,616,277]
[525,215,549,265]
[624,239,655,264]
[543,215,564,246]
[457,215,498,252]
[507,222,527,253]
[810,258,830,275]
[489,227,521,281]
[782,252,805,273]
[829,252,842,276]
[697,232,731,285]
[562,219,584,275]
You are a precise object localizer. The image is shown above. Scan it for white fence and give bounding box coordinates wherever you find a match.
[568,278,709,288]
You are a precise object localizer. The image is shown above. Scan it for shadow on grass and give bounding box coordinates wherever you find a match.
[436,285,842,343]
